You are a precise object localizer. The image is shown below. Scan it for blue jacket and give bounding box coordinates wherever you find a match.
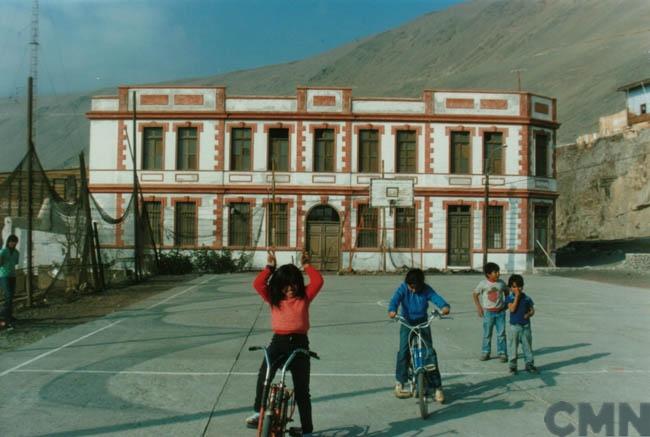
[388,282,450,322]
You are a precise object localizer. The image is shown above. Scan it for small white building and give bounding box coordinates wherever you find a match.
[618,78,650,121]
[87,85,559,272]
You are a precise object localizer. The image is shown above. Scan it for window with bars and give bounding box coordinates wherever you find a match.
[266,203,288,247]
[174,202,196,246]
[535,133,549,177]
[483,132,504,175]
[230,128,252,171]
[177,127,198,170]
[144,201,163,246]
[229,203,251,247]
[395,207,416,248]
[268,128,289,171]
[487,205,504,249]
[450,131,470,174]
[358,129,379,173]
[356,204,378,248]
[313,129,335,172]
[143,127,164,170]
[396,130,416,173]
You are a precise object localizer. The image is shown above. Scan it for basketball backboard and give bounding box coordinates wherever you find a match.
[370,178,414,208]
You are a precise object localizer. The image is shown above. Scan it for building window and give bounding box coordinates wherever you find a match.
[143,127,164,170]
[535,133,549,177]
[396,130,416,174]
[144,201,163,246]
[358,129,379,173]
[483,132,504,175]
[229,203,251,247]
[64,176,77,201]
[313,129,335,172]
[487,205,504,249]
[177,127,198,170]
[641,103,647,114]
[395,207,416,248]
[267,203,288,247]
[174,202,196,246]
[230,128,251,171]
[450,131,470,174]
[356,204,378,248]
[268,128,289,171]
[53,178,66,198]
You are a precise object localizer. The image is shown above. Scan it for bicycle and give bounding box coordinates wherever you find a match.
[249,346,320,437]
[394,309,445,419]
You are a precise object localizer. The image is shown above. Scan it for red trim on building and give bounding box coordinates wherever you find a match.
[296,194,305,249]
[214,120,225,171]
[141,94,169,106]
[520,94,530,118]
[534,102,550,114]
[424,123,433,174]
[312,95,336,106]
[480,99,508,110]
[446,98,474,109]
[174,94,204,105]
[342,122,352,172]
[213,195,224,248]
[517,198,529,252]
[117,121,127,170]
[518,125,530,176]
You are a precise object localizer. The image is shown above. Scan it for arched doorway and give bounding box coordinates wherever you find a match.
[306,205,340,271]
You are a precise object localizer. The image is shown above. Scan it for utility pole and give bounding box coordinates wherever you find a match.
[29,0,39,124]
[26,77,34,307]
[482,145,507,268]
[132,91,140,281]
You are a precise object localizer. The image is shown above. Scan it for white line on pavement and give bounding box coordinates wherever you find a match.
[0,277,211,377]
[0,320,122,377]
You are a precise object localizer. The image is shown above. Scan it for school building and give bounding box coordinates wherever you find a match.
[87,85,559,272]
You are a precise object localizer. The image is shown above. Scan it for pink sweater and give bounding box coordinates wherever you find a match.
[253,265,324,334]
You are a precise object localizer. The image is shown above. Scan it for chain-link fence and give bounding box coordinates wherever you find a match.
[0,149,159,307]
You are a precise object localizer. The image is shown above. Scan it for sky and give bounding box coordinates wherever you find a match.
[0,0,465,98]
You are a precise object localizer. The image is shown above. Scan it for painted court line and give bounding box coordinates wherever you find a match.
[12,368,650,377]
[0,320,122,377]
[0,278,210,378]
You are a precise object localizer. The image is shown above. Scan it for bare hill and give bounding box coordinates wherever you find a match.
[1,0,649,171]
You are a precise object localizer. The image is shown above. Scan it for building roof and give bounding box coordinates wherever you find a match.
[617,78,650,92]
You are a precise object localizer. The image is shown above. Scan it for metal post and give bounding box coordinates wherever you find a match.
[482,164,489,269]
[26,76,34,307]
[79,152,100,290]
[93,222,105,290]
[132,91,140,281]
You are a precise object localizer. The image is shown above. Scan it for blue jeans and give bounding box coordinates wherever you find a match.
[508,323,534,368]
[0,276,16,321]
[396,322,442,390]
[482,310,507,356]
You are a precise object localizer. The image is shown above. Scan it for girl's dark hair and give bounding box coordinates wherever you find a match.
[268,264,306,308]
[405,268,425,292]
[508,274,524,288]
[6,235,18,247]
[483,262,500,276]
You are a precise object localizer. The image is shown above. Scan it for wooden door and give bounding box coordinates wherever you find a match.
[447,205,471,266]
[534,205,550,267]
[307,222,340,271]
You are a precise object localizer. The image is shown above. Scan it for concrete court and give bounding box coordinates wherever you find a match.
[0,273,648,437]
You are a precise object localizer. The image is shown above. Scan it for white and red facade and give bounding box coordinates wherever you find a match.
[87,85,559,272]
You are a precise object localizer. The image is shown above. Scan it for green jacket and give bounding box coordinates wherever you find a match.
[0,248,19,278]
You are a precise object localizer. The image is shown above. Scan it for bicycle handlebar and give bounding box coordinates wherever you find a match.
[394,309,446,330]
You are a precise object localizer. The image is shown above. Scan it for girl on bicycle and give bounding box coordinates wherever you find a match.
[246,250,324,437]
[388,268,450,402]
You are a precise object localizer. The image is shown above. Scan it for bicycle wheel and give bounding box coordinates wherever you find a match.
[416,372,428,419]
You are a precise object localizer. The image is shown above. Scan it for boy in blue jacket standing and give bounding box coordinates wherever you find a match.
[388,268,450,402]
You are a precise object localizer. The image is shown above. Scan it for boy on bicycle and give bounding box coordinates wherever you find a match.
[388,268,450,402]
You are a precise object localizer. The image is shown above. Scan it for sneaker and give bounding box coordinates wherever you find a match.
[245,412,260,428]
[479,353,490,361]
[435,388,445,403]
[498,355,508,363]
[525,364,538,374]
[394,382,412,399]
[509,367,517,375]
